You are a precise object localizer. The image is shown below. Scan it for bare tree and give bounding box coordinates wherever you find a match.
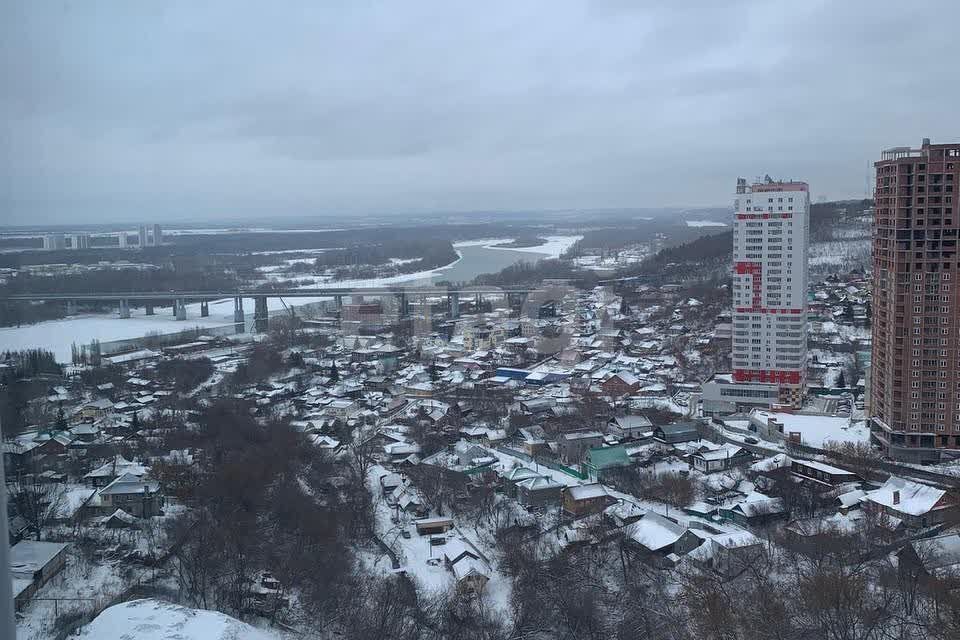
[822,441,882,482]
[7,478,67,540]
[643,471,697,509]
[350,436,377,481]
[406,465,467,516]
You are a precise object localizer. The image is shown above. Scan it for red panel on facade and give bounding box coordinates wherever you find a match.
[733,369,801,384]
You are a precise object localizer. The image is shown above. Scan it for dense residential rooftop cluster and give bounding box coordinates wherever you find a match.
[5,251,960,638]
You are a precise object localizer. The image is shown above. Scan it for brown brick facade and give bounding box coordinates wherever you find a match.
[870,140,960,460]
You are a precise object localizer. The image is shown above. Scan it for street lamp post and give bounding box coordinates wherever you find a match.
[0,417,19,639]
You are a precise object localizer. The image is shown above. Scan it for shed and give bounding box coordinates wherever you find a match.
[654,422,700,444]
[414,516,455,536]
[10,540,69,610]
[515,476,564,508]
[563,483,615,517]
[791,459,861,486]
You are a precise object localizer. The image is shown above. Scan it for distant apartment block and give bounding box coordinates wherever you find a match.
[41,233,65,250]
[41,232,91,250]
[69,233,90,249]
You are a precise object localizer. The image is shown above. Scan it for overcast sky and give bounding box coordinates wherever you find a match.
[2,1,958,225]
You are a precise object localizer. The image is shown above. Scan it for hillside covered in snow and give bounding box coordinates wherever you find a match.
[77,599,280,640]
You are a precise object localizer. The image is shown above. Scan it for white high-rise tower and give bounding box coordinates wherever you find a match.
[730,177,810,407]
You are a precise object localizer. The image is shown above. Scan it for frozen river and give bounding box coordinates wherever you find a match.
[0,235,580,361]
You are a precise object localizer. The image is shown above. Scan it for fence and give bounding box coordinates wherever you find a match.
[495,445,588,480]
[537,458,588,481]
[704,419,960,489]
[495,445,533,463]
[51,575,179,640]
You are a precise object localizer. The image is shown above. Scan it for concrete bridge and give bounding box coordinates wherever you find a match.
[5,286,548,332]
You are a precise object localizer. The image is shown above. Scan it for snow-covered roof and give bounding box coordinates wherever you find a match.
[98,472,159,496]
[10,540,69,578]
[84,398,114,410]
[609,371,639,386]
[837,489,867,508]
[626,512,686,551]
[864,476,948,516]
[384,442,421,455]
[84,455,148,479]
[609,415,653,430]
[687,529,761,563]
[566,484,608,500]
[794,459,857,476]
[605,500,645,523]
[414,516,454,526]
[503,466,542,482]
[750,453,792,473]
[450,555,489,582]
[102,349,160,364]
[101,509,140,526]
[693,444,746,461]
[516,476,563,491]
[562,431,604,442]
[732,494,786,517]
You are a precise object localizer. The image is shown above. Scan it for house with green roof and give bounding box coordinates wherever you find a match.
[584,445,632,480]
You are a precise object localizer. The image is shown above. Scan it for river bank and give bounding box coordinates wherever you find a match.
[0,235,581,362]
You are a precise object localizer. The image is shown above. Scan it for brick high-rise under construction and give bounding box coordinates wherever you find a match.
[870,139,960,463]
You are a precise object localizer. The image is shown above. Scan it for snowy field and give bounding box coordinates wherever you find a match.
[165,227,345,236]
[751,410,869,448]
[685,220,727,227]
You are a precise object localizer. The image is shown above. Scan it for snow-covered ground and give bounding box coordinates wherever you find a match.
[250,247,344,256]
[481,235,582,259]
[453,235,581,260]
[0,312,234,363]
[75,599,280,640]
[165,227,346,236]
[752,410,869,448]
[364,464,512,612]
[901,458,960,478]
[809,220,871,270]
[572,246,655,272]
[16,547,131,640]
[303,257,464,289]
[685,220,727,228]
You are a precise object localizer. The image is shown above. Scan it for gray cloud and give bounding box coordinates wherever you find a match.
[2,0,958,224]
